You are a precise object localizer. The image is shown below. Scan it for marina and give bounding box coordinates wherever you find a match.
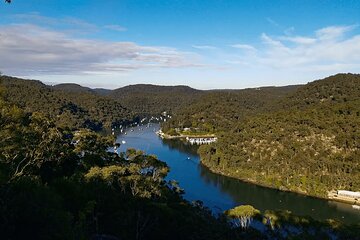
[156,129,217,145]
[186,136,218,145]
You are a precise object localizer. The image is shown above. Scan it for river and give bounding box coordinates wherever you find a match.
[115,124,360,224]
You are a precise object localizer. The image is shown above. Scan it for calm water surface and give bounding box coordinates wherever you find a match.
[116,124,360,224]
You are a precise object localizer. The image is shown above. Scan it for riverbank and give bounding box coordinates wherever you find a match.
[156,129,216,139]
[200,157,360,207]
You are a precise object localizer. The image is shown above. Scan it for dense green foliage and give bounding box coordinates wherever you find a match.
[162,86,299,133]
[52,83,96,94]
[108,84,203,116]
[1,76,134,130]
[171,73,360,198]
[10,77,206,126]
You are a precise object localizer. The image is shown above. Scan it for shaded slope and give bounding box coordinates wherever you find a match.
[0,76,134,130]
[52,83,96,94]
[109,84,204,116]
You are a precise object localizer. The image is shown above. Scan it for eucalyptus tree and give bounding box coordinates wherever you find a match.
[225,205,260,229]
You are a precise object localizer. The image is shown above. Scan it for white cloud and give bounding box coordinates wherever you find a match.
[192,45,217,50]
[104,24,127,32]
[279,36,317,45]
[315,25,355,41]
[220,25,359,87]
[12,13,99,33]
[261,33,286,48]
[0,24,201,75]
[284,26,295,36]
[251,25,360,71]
[266,17,280,28]
[230,44,257,51]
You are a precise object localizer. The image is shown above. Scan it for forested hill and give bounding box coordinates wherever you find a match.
[281,73,360,109]
[162,85,300,133]
[108,84,204,116]
[51,83,204,116]
[1,77,207,129]
[53,83,112,96]
[196,73,360,198]
[0,76,134,130]
[52,83,96,94]
[112,84,199,95]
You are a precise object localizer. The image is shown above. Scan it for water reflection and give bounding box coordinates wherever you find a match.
[117,124,360,224]
[161,138,199,157]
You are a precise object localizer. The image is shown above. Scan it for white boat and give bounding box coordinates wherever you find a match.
[121,140,126,144]
[352,205,360,210]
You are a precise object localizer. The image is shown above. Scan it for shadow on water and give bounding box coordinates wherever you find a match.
[198,165,360,224]
[161,138,199,157]
[116,124,360,224]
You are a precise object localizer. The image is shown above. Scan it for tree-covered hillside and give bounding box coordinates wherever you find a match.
[51,82,205,117]
[108,84,204,116]
[52,83,96,94]
[0,76,134,130]
[282,73,360,109]
[162,85,299,133]
[195,73,360,198]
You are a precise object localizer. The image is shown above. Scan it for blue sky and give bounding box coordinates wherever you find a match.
[0,0,359,89]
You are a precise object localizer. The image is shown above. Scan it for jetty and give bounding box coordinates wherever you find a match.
[328,190,360,206]
[156,130,217,145]
[186,136,217,145]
